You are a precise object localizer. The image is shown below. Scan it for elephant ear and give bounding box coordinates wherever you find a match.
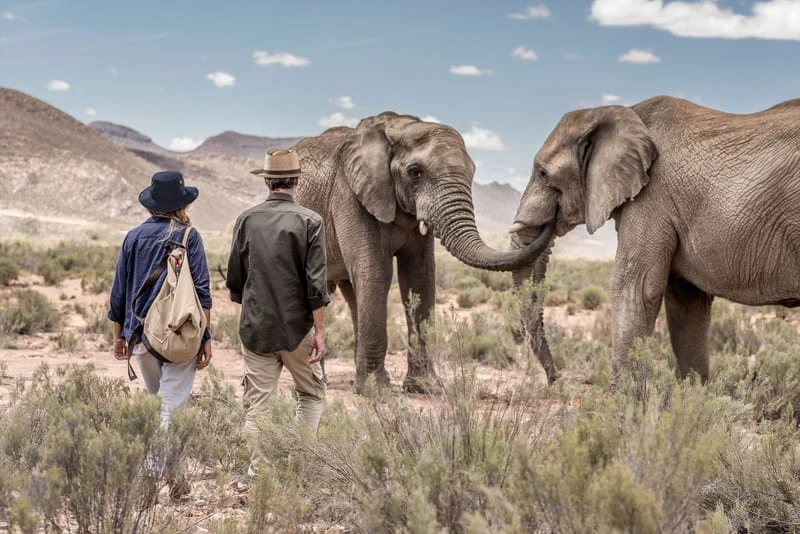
[343,125,396,223]
[582,106,658,234]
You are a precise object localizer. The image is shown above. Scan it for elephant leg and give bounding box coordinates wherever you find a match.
[337,280,358,369]
[396,237,438,393]
[664,276,712,382]
[610,256,671,386]
[351,271,393,393]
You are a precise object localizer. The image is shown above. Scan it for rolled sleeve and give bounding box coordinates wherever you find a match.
[306,217,330,310]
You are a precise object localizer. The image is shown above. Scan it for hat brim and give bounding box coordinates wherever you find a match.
[250,168,302,178]
[138,186,199,212]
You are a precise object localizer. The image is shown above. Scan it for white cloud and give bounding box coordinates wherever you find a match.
[85,108,97,116]
[602,93,621,104]
[319,112,358,128]
[252,50,310,67]
[564,52,583,61]
[421,115,441,123]
[591,0,800,41]
[206,71,236,87]
[334,96,354,109]
[169,137,202,151]
[47,80,70,91]
[618,48,661,63]
[110,67,119,76]
[509,4,551,19]
[2,11,17,20]
[512,46,539,61]
[450,64,492,76]
[461,126,507,151]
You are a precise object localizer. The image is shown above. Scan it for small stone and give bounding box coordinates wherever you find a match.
[194,499,208,508]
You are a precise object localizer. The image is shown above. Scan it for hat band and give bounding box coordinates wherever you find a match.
[264,168,301,176]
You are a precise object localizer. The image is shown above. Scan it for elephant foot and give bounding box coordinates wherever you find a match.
[354,367,391,396]
[402,374,443,395]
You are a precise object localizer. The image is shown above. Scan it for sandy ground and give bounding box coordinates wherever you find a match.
[0,274,601,409]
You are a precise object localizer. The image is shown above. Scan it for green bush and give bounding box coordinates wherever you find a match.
[0,290,61,335]
[0,364,164,532]
[580,285,608,310]
[0,258,19,286]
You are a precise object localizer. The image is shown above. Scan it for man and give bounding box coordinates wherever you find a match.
[226,148,329,476]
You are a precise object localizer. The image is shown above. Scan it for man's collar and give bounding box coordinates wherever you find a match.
[267,192,295,202]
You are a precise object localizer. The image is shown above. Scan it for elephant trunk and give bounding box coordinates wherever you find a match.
[511,231,558,383]
[430,186,553,272]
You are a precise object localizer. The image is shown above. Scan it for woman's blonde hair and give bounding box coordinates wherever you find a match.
[150,206,191,242]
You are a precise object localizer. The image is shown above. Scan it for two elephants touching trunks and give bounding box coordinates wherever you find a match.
[291,96,800,391]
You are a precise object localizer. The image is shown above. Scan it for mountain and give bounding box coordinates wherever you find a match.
[0,87,157,231]
[193,131,303,160]
[0,88,615,257]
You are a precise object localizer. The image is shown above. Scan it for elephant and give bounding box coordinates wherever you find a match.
[509,95,800,384]
[292,112,554,393]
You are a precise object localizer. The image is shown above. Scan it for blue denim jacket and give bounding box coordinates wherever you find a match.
[108,217,212,343]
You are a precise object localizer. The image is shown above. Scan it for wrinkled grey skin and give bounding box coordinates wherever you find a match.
[511,96,800,384]
[294,112,553,393]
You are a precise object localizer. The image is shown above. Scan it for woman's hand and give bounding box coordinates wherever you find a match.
[112,338,128,361]
[197,340,213,370]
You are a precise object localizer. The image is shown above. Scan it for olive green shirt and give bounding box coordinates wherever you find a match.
[226,192,330,354]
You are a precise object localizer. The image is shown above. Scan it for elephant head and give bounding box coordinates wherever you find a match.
[343,112,554,271]
[510,105,658,239]
[507,105,658,383]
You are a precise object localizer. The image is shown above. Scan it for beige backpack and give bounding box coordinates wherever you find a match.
[131,227,207,374]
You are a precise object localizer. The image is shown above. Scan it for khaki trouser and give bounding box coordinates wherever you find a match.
[241,331,326,476]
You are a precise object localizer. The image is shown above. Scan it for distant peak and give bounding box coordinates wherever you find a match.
[89,121,153,143]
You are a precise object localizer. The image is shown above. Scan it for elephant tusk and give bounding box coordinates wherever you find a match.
[508,222,527,234]
[419,221,429,235]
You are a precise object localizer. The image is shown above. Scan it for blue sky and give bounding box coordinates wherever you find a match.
[1,0,799,190]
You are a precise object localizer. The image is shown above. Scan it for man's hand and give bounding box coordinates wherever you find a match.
[308,330,325,364]
[112,338,128,361]
[197,340,213,370]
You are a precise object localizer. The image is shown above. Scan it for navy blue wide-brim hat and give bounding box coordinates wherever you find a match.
[138,171,199,212]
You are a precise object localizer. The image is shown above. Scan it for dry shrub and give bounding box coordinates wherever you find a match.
[0,289,61,336]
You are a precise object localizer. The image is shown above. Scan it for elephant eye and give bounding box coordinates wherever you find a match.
[538,168,549,184]
[408,166,423,179]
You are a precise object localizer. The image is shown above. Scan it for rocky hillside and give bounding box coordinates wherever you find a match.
[0,88,157,229]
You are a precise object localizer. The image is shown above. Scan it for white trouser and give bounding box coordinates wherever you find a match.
[133,343,197,429]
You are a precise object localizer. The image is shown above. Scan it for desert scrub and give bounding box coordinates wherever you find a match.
[508,339,741,533]
[55,331,79,352]
[456,285,491,308]
[710,311,800,422]
[0,289,61,335]
[324,304,355,359]
[0,257,19,286]
[212,312,241,349]
[543,288,570,306]
[546,258,613,293]
[579,285,608,310]
[0,364,165,532]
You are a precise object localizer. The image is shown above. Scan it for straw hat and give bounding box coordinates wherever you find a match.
[250,149,302,178]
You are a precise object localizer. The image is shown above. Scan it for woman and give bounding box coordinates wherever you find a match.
[108,170,213,428]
